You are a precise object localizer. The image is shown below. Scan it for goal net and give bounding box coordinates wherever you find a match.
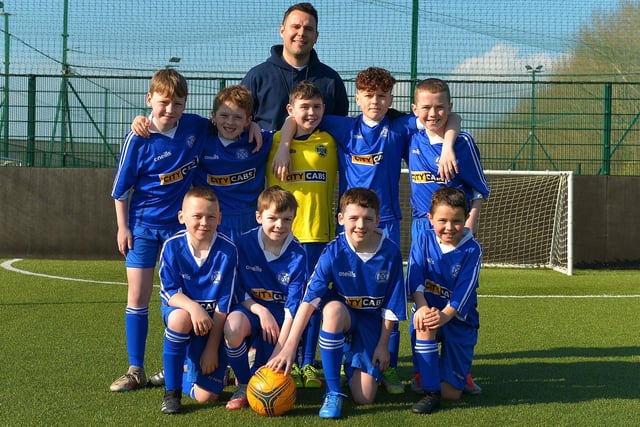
[475,170,573,275]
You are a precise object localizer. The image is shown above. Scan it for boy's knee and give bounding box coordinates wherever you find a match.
[167,309,193,333]
[193,386,220,403]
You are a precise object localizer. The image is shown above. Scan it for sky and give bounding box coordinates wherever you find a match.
[3,0,626,79]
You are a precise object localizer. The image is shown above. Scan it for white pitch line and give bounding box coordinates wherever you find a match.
[2,258,640,298]
[480,294,640,298]
[0,258,128,286]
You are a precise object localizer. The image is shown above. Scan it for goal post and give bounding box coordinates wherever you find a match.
[477,170,573,276]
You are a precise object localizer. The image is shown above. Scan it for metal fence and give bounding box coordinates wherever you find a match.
[1,74,638,175]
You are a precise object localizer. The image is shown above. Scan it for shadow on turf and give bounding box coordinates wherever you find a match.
[466,346,639,404]
[139,346,640,418]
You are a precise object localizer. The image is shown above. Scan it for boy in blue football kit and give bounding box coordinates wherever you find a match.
[406,187,482,414]
[158,187,238,414]
[407,77,489,395]
[223,185,307,410]
[192,85,273,240]
[110,69,209,392]
[267,187,407,419]
[408,78,490,237]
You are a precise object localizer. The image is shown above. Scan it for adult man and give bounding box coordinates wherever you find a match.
[241,2,349,130]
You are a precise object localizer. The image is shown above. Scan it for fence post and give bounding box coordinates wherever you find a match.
[601,83,612,176]
[27,75,35,166]
[410,0,419,95]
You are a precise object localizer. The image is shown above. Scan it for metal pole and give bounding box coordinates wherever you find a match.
[601,83,612,176]
[410,0,419,96]
[529,69,536,170]
[526,65,543,170]
[60,0,69,166]
[1,5,10,158]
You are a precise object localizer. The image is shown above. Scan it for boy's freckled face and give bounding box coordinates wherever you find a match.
[257,205,296,244]
[212,101,251,140]
[411,90,451,136]
[146,91,186,132]
[287,96,325,135]
[355,89,393,122]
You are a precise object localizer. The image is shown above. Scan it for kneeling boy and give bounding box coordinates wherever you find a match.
[267,187,406,419]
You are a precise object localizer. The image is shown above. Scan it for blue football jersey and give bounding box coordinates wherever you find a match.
[304,232,407,322]
[235,227,307,320]
[407,130,490,218]
[193,130,273,214]
[406,228,481,328]
[321,114,411,222]
[158,230,238,315]
[111,114,209,228]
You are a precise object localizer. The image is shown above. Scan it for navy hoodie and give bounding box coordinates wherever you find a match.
[241,45,349,131]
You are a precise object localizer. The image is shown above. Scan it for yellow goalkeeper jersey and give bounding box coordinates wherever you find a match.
[267,129,337,243]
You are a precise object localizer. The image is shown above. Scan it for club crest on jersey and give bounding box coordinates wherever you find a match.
[236,149,250,160]
[208,168,256,186]
[315,144,327,157]
[376,270,390,283]
[351,152,383,166]
[450,264,462,279]
[277,272,291,287]
[344,295,384,309]
[210,271,222,286]
[159,156,199,185]
[252,288,286,303]
[187,135,196,149]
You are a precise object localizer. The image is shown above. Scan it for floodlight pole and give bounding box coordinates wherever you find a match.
[527,65,541,170]
[511,65,557,170]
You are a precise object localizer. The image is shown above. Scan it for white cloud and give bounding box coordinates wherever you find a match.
[451,43,565,80]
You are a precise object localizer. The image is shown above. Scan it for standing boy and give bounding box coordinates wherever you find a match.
[158,187,237,414]
[266,80,338,388]
[267,187,407,419]
[193,85,273,240]
[223,185,307,410]
[406,187,482,414]
[407,77,489,394]
[110,69,208,392]
[242,2,349,130]
[408,78,489,236]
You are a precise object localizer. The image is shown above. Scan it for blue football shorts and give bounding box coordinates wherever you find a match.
[125,224,181,268]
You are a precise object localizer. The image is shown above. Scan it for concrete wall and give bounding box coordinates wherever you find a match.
[572,176,640,268]
[0,168,119,260]
[0,169,639,268]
